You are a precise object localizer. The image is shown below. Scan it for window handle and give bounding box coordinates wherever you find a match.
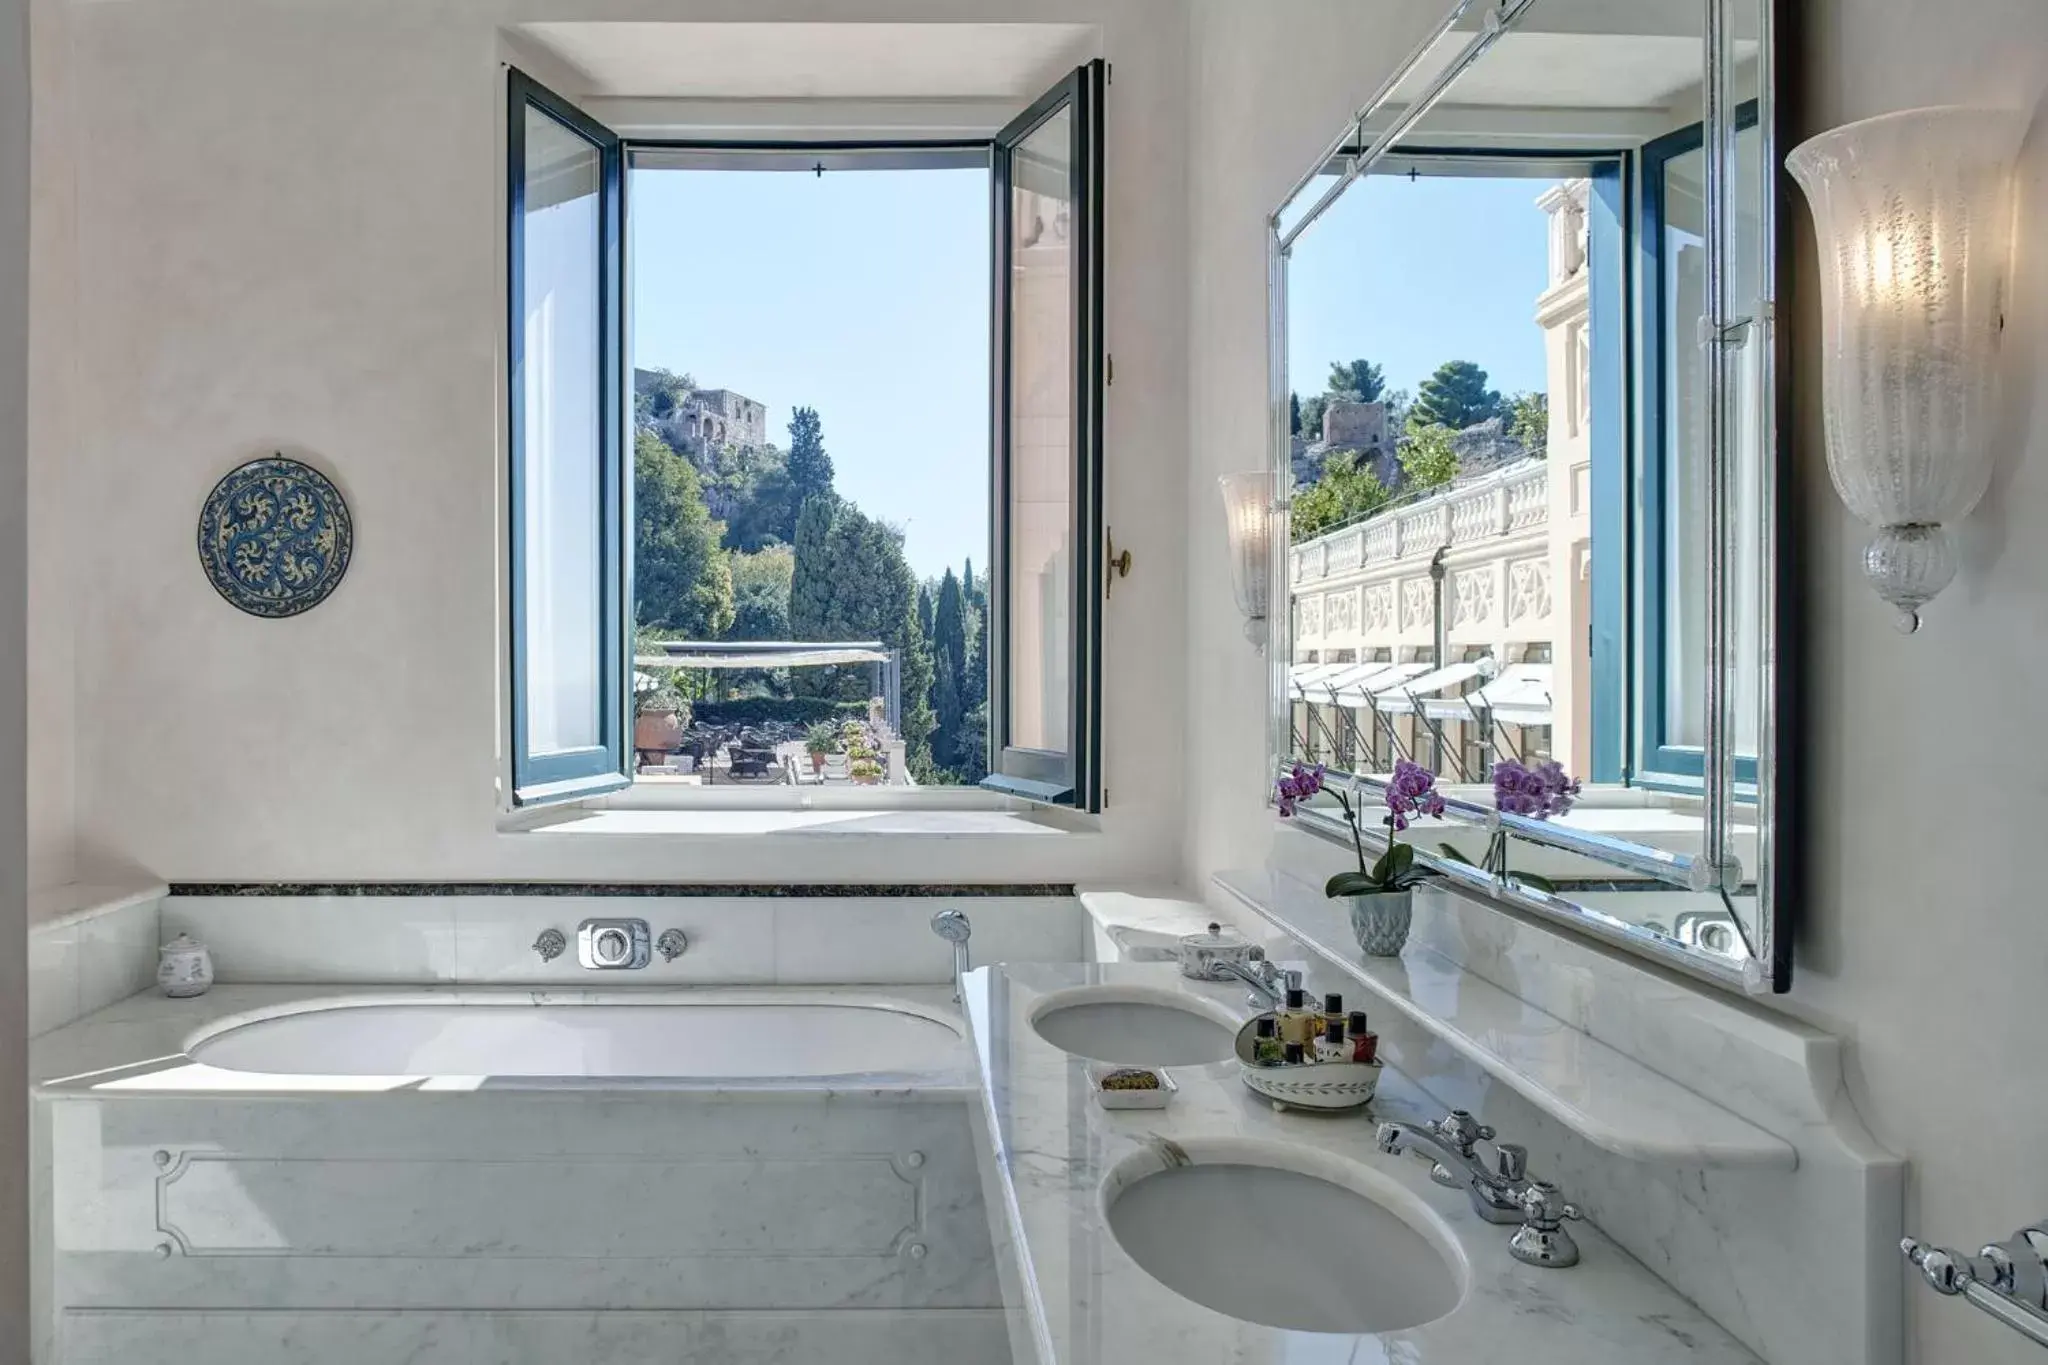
[1106,529,1133,599]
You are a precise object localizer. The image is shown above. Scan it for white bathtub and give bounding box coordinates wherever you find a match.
[182,991,967,1082]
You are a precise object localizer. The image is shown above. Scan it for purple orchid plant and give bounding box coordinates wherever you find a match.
[1276,759,1445,899]
[1440,758,1583,892]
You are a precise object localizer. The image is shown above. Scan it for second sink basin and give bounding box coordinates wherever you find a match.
[1103,1138,1466,1334]
[1028,985,1240,1066]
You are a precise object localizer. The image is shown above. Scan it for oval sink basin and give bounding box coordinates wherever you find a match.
[1028,986,1239,1066]
[1104,1139,1465,1334]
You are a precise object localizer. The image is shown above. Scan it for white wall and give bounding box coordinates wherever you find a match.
[49,0,1187,886]
[1784,4,2048,1363]
[1183,4,2048,1364]
[25,0,73,902]
[1,0,35,1342]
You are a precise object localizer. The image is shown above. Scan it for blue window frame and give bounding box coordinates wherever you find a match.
[1637,109,1759,790]
[506,70,629,806]
[984,61,1106,808]
[504,65,1109,812]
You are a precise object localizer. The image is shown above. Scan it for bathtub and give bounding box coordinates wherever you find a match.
[36,985,1006,1364]
[179,989,970,1084]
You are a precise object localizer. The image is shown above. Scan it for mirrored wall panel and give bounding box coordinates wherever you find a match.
[1269,0,1785,991]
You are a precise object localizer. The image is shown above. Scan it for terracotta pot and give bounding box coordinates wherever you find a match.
[634,705,682,753]
[810,752,826,773]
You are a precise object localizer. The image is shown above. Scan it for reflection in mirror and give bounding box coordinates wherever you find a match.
[1273,0,1780,988]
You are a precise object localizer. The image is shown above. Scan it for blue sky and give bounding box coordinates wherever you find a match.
[630,165,991,582]
[1287,171,1555,408]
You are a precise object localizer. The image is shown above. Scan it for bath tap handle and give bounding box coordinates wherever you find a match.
[656,929,688,963]
[532,929,567,964]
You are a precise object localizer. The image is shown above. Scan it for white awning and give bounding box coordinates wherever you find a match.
[1330,661,1433,708]
[1468,663,1555,726]
[1381,659,1493,716]
[636,645,890,670]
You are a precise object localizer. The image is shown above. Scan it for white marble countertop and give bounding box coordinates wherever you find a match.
[962,960,1760,1365]
[1214,867,1796,1170]
[31,983,973,1098]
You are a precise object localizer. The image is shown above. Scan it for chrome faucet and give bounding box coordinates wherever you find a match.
[1207,952,1297,1009]
[1376,1109,1583,1267]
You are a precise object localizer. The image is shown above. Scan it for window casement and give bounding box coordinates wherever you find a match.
[503,63,1108,811]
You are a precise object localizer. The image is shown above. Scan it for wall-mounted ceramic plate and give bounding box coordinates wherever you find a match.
[197,455,353,618]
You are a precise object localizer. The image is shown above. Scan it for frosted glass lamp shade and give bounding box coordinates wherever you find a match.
[1219,471,1276,649]
[1786,106,2027,632]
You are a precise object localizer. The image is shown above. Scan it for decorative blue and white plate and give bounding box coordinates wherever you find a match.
[197,455,354,618]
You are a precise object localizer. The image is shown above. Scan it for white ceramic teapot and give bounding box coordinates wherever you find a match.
[157,933,214,998]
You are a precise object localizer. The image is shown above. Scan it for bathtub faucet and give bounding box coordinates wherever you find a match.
[930,910,972,1003]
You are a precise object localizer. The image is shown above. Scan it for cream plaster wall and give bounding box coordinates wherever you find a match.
[50,0,1187,885]
[26,0,73,902]
[2,0,36,1342]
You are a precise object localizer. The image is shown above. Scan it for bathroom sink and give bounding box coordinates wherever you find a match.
[1104,1140,1464,1334]
[1028,985,1240,1066]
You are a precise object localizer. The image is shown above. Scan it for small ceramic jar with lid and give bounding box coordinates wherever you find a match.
[1176,922,1256,980]
[157,934,214,998]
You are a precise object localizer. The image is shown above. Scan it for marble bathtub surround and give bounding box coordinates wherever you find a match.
[159,893,1087,987]
[168,881,1075,897]
[961,959,1758,1365]
[1207,868,1905,1365]
[33,984,1002,1365]
[28,882,165,1038]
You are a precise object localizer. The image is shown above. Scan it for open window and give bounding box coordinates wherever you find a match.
[504,63,1107,812]
[507,71,629,806]
[985,60,1105,808]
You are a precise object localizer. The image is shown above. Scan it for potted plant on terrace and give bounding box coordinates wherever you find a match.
[1276,759,1444,958]
[803,722,839,776]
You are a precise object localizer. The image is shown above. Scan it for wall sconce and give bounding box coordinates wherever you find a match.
[1219,470,1275,649]
[1787,105,2028,633]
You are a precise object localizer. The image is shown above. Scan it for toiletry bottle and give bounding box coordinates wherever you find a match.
[1348,1011,1376,1064]
[1283,1041,1306,1066]
[1280,987,1313,1047]
[1322,993,1345,1033]
[1252,1016,1283,1066]
[1316,1017,1348,1063]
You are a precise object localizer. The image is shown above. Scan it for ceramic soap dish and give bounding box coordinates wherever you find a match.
[1233,1014,1381,1113]
[1088,1062,1177,1110]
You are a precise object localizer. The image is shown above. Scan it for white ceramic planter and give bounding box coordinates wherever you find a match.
[1346,891,1413,958]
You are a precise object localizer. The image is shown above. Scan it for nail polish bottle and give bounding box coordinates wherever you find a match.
[1252,1016,1283,1066]
[1347,1009,1379,1064]
[1283,1041,1306,1066]
[1315,1016,1348,1063]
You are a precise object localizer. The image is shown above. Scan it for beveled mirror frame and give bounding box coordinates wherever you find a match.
[1264,0,1794,994]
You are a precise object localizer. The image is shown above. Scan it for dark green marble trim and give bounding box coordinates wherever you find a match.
[168,882,1076,898]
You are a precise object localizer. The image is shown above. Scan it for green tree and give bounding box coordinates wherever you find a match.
[1326,358,1386,403]
[1289,391,1303,435]
[917,583,935,642]
[1290,451,1390,542]
[1413,360,1502,430]
[786,496,937,771]
[634,429,734,637]
[786,406,835,509]
[1298,393,1329,443]
[1398,419,1460,491]
[725,546,793,642]
[1507,391,1549,458]
[930,570,969,767]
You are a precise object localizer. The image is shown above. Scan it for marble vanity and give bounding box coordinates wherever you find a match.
[959,958,1759,1364]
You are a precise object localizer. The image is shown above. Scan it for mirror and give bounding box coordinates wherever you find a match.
[1268,0,1786,992]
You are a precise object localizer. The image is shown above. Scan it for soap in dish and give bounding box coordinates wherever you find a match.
[1087,1062,1178,1110]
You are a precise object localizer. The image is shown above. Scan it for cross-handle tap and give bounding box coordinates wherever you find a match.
[1377,1110,1582,1268]
[1375,1110,1526,1224]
